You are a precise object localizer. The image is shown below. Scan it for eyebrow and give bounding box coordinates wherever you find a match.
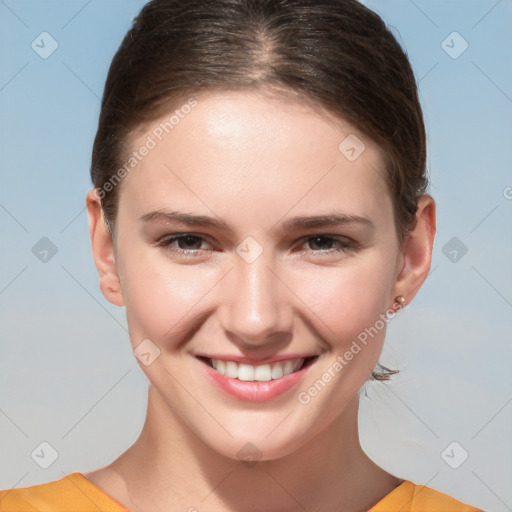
[140,210,375,231]
[280,214,374,231]
[141,210,229,229]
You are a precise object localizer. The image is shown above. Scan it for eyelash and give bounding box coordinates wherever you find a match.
[155,233,358,257]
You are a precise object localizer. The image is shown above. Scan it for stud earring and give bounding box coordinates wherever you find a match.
[393,295,406,309]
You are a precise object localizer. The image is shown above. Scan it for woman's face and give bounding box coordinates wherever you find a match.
[108,90,405,460]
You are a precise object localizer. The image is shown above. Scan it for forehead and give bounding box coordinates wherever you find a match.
[119,89,392,227]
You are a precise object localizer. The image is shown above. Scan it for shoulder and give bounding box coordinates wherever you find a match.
[0,473,128,512]
[370,480,484,512]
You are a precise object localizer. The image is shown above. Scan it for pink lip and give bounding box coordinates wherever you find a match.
[197,356,316,402]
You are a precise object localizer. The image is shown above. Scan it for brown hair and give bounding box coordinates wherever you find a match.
[91,0,429,380]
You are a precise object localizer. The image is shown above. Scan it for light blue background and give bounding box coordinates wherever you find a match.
[1,1,511,510]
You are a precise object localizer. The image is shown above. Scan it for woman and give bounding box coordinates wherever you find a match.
[0,0,483,510]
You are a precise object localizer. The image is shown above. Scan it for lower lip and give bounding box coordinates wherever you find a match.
[199,358,314,402]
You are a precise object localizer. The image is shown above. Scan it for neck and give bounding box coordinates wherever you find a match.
[90,385,402,512]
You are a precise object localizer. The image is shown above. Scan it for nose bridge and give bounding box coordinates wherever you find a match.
[242,256,276,320]
[221,247,291,343]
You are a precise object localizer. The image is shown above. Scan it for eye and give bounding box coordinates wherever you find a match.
[299,235,357,254]
[156,234,211,254]
[154,233,358,259]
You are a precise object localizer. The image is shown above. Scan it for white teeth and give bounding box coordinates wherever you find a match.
[254,364,272,381]
[271,364,284,379]
[225,361,238,378]
[283,360,294,375]
[237,364,254,381]
[210,357,306,381]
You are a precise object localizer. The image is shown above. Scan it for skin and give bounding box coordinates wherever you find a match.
[85,89,436,512]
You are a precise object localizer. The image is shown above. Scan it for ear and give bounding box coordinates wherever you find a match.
[392,194,436,305]
[86,189,125,307]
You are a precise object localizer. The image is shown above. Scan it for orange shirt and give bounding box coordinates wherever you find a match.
[0,472,484,511]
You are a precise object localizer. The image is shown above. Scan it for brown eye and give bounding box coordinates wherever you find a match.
[174,235,204,250]
[303,235,356,253]
[307,236,336,251]
[157,234,210,254]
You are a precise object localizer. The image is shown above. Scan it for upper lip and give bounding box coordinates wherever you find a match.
[196,353,318,365]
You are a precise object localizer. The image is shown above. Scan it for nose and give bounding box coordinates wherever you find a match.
[217,251,293,349]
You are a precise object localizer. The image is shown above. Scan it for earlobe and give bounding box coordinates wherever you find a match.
[86,189,125,307]
[392,194,436,305]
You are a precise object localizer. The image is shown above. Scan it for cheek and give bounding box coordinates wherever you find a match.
[118,251,223,347]
[291,255,395,347]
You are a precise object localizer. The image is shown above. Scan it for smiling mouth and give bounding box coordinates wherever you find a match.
[197,356,318,382]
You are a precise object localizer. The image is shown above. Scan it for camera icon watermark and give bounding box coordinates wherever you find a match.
[442,236,468,263]
[32,237,58,263]
[236,236,263,264]
[31,32,59,59]
[133,338,161,366]
[338,134,366,162]
[441,441,469,469]
[31,441,59,469]
[441,31,468,59]
[236,442,262,468]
